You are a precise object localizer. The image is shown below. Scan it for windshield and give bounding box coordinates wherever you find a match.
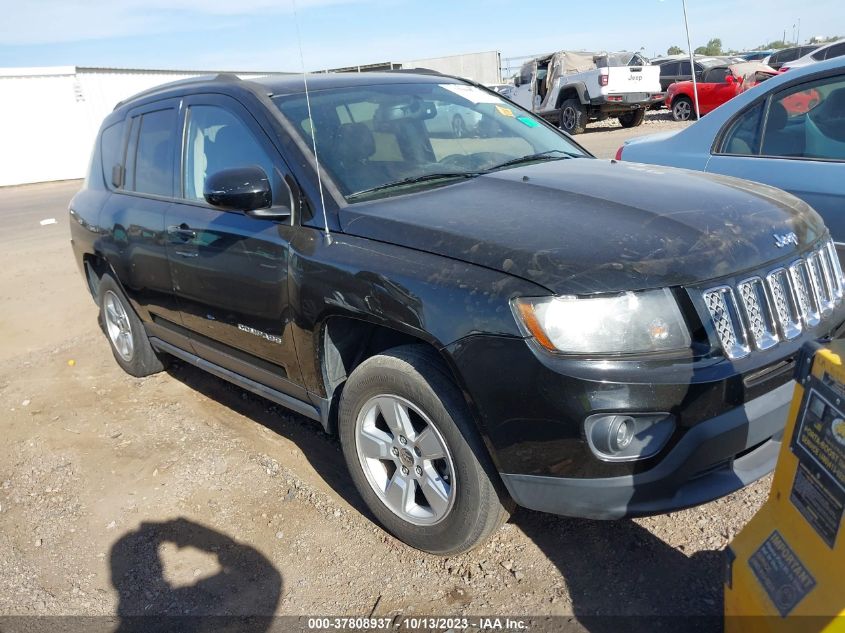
[272,81,588,201]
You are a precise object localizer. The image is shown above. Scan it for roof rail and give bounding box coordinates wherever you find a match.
[113,72,242,110]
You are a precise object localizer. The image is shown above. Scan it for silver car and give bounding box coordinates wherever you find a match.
[616,56,845,254]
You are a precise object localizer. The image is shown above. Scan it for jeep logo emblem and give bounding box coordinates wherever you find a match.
[774,232,798,248]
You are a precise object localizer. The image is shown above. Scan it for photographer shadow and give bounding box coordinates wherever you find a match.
[110,518,282,633]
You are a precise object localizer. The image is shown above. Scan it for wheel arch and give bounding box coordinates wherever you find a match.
[319,316,486,440]
[556,83,589,109]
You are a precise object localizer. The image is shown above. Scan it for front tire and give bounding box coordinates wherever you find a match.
[671,96,697,121]
[618,109,646,128]
[338,345,511,555]
[98,274,169,377]
[559,98,588,135]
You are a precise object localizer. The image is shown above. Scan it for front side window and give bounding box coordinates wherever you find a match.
[182,105,276,202]
[273,82,587,201]
[131,109,176,197]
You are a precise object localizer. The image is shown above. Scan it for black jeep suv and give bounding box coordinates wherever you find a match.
[69,71,845,554]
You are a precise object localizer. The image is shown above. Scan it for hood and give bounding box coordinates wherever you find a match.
[340,159,826,295]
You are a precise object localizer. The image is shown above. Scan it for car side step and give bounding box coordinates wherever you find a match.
[149,337,323,423]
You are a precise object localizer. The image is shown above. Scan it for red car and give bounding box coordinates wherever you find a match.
[666,62,776,121]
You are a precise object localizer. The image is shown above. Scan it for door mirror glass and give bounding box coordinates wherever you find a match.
[204,166,272,213]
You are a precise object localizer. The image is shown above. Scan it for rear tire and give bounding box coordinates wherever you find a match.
[559,98,588,135]
[98,274,169,377]
[671,96,697,121]
[338,345,511,555]
[618,109,646,128]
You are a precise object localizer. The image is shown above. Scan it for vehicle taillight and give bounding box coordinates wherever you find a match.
[599,73,609,87]
[614,146,624,161]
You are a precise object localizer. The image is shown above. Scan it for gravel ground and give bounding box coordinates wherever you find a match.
[0,169,768,628]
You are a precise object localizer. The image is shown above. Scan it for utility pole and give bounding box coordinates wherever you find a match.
[681,0,700,118]
[797,18,801,44]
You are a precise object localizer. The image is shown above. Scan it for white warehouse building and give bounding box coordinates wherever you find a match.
[0,66,283,187]
[0,51,502,187]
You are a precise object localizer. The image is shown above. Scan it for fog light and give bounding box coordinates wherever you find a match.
[613,417,634,450]
[585,413,675,462]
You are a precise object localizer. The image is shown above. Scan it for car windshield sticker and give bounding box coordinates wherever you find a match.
[748,530,816,617]
[440,84,501,104]
[495,105,515,117]
[516,116,539,127]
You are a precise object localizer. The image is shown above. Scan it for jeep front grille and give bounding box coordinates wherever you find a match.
[702,239,844,359]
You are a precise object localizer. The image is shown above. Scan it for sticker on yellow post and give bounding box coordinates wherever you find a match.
[495,105,515,117]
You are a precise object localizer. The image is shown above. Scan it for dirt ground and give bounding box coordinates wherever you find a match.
[0,117,771,630]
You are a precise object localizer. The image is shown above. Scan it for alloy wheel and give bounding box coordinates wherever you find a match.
[103,290,134,361]
[354,394,456,525]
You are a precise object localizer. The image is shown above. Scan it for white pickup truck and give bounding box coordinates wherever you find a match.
[511,51,664,134]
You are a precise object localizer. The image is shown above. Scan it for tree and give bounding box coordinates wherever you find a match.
[667,45,684,55]
[695,38,723,56]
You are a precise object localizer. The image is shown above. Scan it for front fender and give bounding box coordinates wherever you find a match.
[287,228,547,395]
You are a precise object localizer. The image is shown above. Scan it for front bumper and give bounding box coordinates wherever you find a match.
[500,379,791,519]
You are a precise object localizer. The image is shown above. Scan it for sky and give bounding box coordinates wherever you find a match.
[0,0,842,73]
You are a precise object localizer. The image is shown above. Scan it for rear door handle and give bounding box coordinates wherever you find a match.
[167,224,197,240]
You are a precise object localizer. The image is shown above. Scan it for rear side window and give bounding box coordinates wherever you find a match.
[720,101,765,155]
[660,62,679,76]
[99,121,124,189]
[129,109,176,197]
[825,42,845,61]
[718,73,845,160]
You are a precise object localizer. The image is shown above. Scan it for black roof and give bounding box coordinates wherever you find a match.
[253,71,464,95]
[114,70,466,110]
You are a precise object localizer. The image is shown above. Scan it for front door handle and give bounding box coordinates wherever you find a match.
[167,224,197,240]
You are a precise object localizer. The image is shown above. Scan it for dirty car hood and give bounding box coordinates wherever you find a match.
[340,159,826,295]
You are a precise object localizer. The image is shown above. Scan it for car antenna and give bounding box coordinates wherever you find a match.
[292,0,332,245]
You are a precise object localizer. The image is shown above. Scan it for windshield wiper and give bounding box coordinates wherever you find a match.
[487,150,580,172]
[347,172,482,200]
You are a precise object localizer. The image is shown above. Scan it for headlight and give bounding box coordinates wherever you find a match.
[511,289,691,354]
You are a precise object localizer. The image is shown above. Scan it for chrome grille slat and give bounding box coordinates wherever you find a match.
[737,277,779,350]
[765,268,802,340]
[702,239,843,359]
[789,259,821,327]
[703,286,750,359]
[824,241,843,302]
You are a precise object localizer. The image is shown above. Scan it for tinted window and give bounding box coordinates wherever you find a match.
[131,109,175,197]
[678,61,692,75]
[704,68,730,83]
[826,42,845,60]
[660,62,679,76]
[183,105,276,202]
[100,121,124,189]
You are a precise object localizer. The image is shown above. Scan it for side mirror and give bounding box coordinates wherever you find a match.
[726,75,736,84]
[204,166,288,218]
